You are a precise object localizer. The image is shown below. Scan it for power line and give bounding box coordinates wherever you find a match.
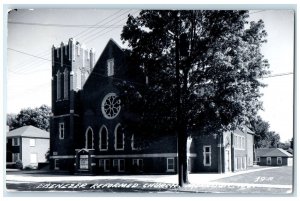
[8,47,294,84]
[7,47,146,87]
[83,10,139,44]
[262,72,293,78]
[9,9,127,74]
[72,9,124,39]
[249,10,267,15]
[78,9,134,42]
[8,21,124,28]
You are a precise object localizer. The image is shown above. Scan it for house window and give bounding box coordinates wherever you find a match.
[56,71,61,100]
[85,127,94,149]
[257,157,260,162]
[167,158,175,172]
[277,157,282,165]
[107,59,114,76]
[12,138,20,146]
[30,153,37,164]
[54,159,59,170]
[63,68,69,99]
[203,145,211,166]
[113,159,125,172]
[99,159,110,172]
[115,124,124,150]
[12,153,20,162]
[133,159,143,172]
[131,134,138,150]
[29,139,36,147]
[59,123,64,139]
[267,157,271,165]
[99,125,108,151]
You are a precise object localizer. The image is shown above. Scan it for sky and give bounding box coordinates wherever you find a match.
[5,8,294,142]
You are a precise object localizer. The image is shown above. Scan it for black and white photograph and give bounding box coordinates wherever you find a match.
[3,4,295,196]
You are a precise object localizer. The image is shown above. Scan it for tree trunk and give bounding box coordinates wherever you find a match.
[178,125,189,185]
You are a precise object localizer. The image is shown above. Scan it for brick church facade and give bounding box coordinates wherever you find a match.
[49,38,255,174]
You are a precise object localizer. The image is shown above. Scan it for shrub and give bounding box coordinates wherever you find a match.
[24,165,37,170]
[15,160,23,170]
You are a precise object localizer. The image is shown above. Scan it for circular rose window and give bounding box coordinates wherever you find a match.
[101,93,121,119]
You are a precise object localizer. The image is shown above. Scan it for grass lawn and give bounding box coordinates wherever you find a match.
[213,166,293,185]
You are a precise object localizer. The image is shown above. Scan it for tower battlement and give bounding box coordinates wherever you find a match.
[52,38,96,71]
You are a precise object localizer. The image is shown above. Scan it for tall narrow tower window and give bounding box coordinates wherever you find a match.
[63,69,69,100]
[59,123,64,139]
[76,69,81,89]
[107,59,114,76]
[56,71,61,100]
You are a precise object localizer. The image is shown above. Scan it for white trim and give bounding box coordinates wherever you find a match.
[94,153,197,158]
[166,158,175,172]
[114,123,124,150]
[52,114,80,118]
[59,122,64,139]
[49,153,198,159]
[267,157,272,165]
[277,157,282,165]
[99,125,108,151]
[85,127,94,149]
[203,145,211,166]
[50,155,75,159]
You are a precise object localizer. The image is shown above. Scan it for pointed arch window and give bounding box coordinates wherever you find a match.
[85,127,94,149]
[99,125,108,151]
[63,68,69,99]
[114,123,124,150]
[56,71,61,100]
[107,58,114,76]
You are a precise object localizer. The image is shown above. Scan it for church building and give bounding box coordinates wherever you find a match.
[49,38,255,174]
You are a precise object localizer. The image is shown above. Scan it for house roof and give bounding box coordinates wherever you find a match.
[7,125,49,139]
[256,148,293,157]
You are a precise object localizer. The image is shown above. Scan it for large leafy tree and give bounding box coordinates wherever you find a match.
[7,105,51,132]
[120,10,269,186]
[250,116,280,148]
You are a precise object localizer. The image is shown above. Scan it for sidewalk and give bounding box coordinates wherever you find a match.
[6,166,280,184]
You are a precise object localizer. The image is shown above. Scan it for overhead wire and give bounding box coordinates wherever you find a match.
[9,9,131,75]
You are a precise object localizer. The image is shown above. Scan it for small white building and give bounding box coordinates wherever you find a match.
[6,125,49,169]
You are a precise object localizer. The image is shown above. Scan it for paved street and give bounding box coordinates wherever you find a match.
[5,166,293,194]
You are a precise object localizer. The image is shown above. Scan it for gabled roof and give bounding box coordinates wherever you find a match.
[7,125,49,139]
[256,148,293,157]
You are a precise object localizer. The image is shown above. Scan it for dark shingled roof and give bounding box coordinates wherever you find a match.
[256,148,293,157]
[6,125,49,138]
